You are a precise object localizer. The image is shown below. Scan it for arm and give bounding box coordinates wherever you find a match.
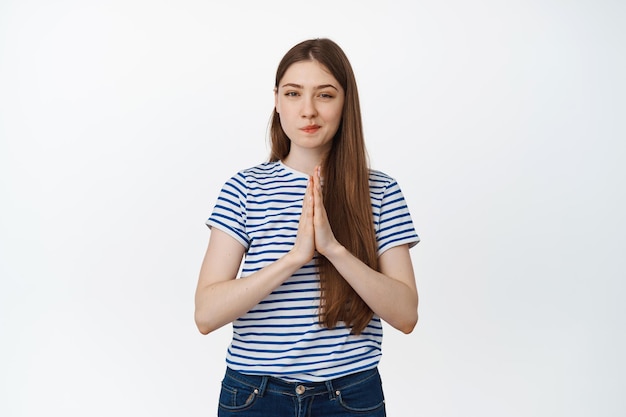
[311,166,418,334]
[194,179,316,335]
[323,244,418,334]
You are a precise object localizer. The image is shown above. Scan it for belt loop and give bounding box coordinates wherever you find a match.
[257,376,269,397]
[325,380,336,400]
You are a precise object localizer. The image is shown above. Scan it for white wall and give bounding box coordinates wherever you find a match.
[1,1,624,416]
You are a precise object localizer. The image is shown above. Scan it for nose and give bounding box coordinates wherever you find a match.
[300,95,317,119]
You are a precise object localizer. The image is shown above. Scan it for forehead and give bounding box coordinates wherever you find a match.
[279,60,341,88]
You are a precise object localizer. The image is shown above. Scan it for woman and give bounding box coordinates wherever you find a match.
[195,38,420,417]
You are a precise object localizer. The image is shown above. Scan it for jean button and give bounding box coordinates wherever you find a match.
[296,385,305,395]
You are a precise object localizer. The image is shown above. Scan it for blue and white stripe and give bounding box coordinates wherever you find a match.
[206,161,419,382]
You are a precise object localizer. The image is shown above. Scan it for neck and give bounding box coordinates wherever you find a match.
[282,149,326,176]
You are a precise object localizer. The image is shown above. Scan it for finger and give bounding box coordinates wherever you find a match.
[312,168,323,203]
[314,166,323,193]
[297,179,315,247]
[302,177,314,218]
[311,177,328,226]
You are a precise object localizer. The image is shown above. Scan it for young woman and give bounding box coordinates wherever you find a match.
[195,38,420,417]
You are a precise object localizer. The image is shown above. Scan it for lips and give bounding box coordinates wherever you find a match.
[300,125,321,134]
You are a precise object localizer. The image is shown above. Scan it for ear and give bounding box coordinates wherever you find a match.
[274,88,279,114]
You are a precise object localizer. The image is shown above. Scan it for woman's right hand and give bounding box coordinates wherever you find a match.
[288,177,316,265]
[195,178,318,335]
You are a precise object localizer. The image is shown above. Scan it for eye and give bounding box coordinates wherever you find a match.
[319,92,334,99]
[284,91,299,97]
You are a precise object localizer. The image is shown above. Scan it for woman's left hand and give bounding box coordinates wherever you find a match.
[311,166,343,256]
[309,165,418,333]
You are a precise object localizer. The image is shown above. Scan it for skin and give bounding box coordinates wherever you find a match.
[194,60,418,335]
[275,60,345,175]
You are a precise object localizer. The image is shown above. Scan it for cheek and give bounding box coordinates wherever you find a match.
[276,99,295,119]
[331,101,344,121]
[329,107,344,124]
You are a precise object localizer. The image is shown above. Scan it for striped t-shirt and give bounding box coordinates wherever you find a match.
[206,161,419,382]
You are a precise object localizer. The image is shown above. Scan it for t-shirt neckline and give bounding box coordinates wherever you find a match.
[278,160,310,180]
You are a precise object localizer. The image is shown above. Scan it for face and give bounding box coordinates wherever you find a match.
[275,60,345,157]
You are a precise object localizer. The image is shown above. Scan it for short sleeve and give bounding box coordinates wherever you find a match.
[206,172,250,250]
[376,179,420,256]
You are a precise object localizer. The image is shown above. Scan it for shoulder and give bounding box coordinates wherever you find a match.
[222,161,307,196]
[223,161,282,187]
[368,168,410,205]
[229,161,278,179]
[368,169,397,187]
[239,161,281,176]
[369,169,395,182]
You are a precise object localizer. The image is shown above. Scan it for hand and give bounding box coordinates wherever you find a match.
[312,166,342,256]
[289,177,316,265]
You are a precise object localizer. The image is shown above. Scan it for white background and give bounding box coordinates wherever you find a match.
[1,1,624,416]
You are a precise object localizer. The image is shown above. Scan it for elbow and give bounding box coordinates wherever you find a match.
[398,313,418,335]
[399,298,419,334]
[400,320,417,335]
[194,311,216,335]
[195,298,229,335]
[197,325,211,335]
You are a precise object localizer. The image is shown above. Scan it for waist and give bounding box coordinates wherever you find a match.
[224,366,381,398]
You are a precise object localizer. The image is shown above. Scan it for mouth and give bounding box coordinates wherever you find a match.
[300,125,321,134]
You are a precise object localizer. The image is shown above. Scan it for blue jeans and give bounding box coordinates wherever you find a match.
[217,367,386,417]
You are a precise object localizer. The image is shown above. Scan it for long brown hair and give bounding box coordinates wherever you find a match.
[269,39,378,334]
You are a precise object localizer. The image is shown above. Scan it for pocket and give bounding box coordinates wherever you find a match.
[218,374,259,412]
[337,371,386,414]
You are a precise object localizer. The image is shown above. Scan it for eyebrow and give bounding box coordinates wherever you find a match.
[281,83,339,91]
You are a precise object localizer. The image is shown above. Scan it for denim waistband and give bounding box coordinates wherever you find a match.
[224,367,380,399]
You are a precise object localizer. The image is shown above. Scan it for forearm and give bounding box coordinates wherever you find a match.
[194,252,306,334]
[323,245,418,333]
